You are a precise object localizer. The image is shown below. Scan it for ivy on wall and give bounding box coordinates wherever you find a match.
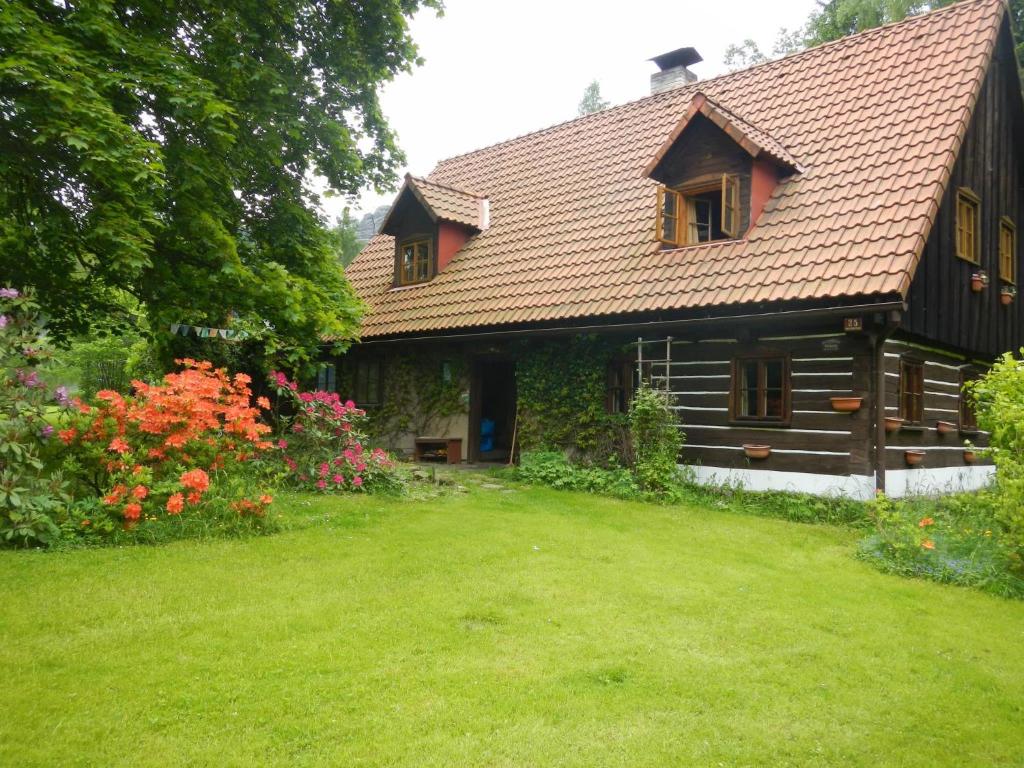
[337,347,467,450]
[513,334,631,463]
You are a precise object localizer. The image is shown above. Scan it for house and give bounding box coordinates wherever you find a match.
[340,0,1023,498]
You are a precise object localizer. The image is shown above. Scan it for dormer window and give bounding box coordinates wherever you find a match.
[657,174,741,246]
[378,174,488,287]
[399,238,433,285]
[645,92,799,248]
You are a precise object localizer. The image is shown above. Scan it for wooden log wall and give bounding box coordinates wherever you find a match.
[882,336,991,470]
[641,330,874,478]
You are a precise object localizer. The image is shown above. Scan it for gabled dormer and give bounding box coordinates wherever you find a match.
[378,174,488,286]
[643,92,800,247]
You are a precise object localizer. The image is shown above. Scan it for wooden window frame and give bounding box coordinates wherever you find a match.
[959,369,979,433]
[729,353,791,426]
[395,236,434,286]
[898,357,924,426]
[955,187,980,265]
[658,174,742,247]
[999,216,1016,284]
[353,358,382,407]
[605,358,634,414]
[656,187,682,246]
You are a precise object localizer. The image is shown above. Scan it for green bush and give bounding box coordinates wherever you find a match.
[629,385,684,496]
[515,451,641,499]
[680,482,869,527]
[967,352,1024,574]
[0,288,71,547]
[858,492,1024,599]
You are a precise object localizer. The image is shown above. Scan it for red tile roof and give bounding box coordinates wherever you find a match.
[379,174,486,232]
[347,0,1007,338]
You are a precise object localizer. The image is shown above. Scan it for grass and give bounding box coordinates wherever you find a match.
[2,482,1023,767]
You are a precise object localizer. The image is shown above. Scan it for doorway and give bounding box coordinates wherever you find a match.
[469,358,517,463]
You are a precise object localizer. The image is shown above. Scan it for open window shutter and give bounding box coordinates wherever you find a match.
[656,187,681,246]
[721,174,740,238]
[656,186,666,242]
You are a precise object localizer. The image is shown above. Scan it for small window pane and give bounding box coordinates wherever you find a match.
[740,361,758,417]
[764,360,783,418]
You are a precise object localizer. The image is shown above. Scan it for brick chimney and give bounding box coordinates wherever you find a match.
[650,47,702,94]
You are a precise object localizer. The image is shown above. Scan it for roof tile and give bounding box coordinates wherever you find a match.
[347,0,1005,337]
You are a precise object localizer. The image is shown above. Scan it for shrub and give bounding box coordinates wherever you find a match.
[858,492,1024,598]
[270,371,401,493]
[0,288,71,547]
[629,384,684,496]
[515,450,640,498]
[967,352,1024,573]
[59,359,277,541]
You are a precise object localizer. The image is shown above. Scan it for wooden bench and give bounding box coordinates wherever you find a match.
[413,437,463,465]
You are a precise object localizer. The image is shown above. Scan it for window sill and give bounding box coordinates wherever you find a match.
[899,424,927,432]
[729,420,791,429]
[389,282,431,292]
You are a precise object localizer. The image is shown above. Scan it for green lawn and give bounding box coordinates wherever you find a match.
[2,482,1023,767]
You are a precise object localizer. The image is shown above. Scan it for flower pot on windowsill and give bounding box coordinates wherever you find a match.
[936,420,958,435]
[963,449,978,464]
[884,416,905,432]
[743,444,771,460]
[830,396,863,413]
[904,449,926,466]
[971,271,989,293]
[1000,286,1017,305]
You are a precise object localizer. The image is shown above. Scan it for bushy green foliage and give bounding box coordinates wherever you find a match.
[514,335,629,462]
[629,385,684,495]
[515,451,640,499]
[0,0,439,366]
[57,329,161,399]
[967,351,1024,574]
[0,288,70,547]
[858,492,1024,599]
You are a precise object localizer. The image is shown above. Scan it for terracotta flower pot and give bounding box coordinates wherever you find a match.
[830,396,863,413]
[743,444,771,460]
[971,272,988,292]
[963,449,977,464]
[935,420,957,435]
[1001,289,1016,305]
[884,416,905,432]
[904,449,926,466]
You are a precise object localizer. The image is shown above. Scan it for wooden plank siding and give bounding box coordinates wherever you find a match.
[881,336,991,470]
[902,25,1024,357]
[642,332,874,477]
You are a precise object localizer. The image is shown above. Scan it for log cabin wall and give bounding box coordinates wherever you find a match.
[902,26,1024,357]
[643,329,875,480]
[881,336,991,471]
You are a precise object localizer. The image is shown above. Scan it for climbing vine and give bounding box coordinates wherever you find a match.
[339,348,467,450]
[513,335,630,463]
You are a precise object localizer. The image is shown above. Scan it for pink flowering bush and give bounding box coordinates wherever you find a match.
[269,372,401,493]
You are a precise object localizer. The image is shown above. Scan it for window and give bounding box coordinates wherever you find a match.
[730,355,789,423]
[606,359,633,414]
[316,363,336,393]
[1000,217,1016,284]
[398,238,432,285]
[657,174,741,246]
[959,370,979,432]
[899,357,924,425]
[352,359,382,406]
[956,188,980,264]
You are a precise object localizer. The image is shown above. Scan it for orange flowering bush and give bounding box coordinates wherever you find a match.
[61,359,277,539]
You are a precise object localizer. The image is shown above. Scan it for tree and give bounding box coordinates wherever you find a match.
[331,208,365,268]
[723,39,767,71]
[0,0,440,369]
[577,80,610,117]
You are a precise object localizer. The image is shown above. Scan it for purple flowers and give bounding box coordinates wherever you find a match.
[0,288,19,299]
[16,369,41,388]
[40,425,54,440]
[54,386,70,406]
[0,315,7,329]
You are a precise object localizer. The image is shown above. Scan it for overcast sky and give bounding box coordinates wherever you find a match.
[322,0,819,223]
